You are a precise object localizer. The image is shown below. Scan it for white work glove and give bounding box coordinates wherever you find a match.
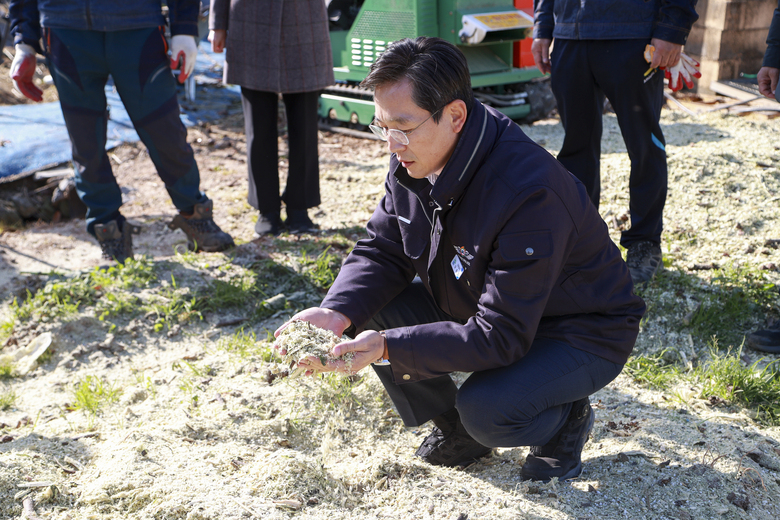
[169,34,198,83]
[664,53,701,92]
[10,43,43,101]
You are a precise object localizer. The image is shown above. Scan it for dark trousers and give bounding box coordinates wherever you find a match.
[44,27,206,237]
[550,39,667,249]
[364,281,624,448]
[241,88,321,214]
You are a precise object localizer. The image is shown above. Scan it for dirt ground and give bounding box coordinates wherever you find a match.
[2,57,780,519]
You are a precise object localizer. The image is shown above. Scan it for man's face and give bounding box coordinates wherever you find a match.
[372,80,464,179]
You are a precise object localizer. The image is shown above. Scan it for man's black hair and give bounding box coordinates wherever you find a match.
[361,37,473,123]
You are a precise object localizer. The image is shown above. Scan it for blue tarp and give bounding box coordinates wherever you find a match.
[0,41,241,181]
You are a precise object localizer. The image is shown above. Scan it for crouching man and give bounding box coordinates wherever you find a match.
[276,37,645,482]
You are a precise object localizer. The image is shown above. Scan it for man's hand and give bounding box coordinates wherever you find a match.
[649,38,682,70]
[10,43,43,102]
[170,34,198,83]
[296,330,385,376]
[208,30,227,53]
[531,38,552,75]
[758,66,779,99]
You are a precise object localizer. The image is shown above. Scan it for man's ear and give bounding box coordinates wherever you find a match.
[446,99,468,133]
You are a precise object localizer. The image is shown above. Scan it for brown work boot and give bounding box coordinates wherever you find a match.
[168,199,234,252]
[94,220,136,264]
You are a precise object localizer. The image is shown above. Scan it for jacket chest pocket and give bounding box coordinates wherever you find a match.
[494,230,554,298]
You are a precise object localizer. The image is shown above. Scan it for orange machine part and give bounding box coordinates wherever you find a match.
[513,0,534,69]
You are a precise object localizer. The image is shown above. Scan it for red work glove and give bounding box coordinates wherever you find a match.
[10,43,43,102]
[664,53,701,92]
[169,34,198,83]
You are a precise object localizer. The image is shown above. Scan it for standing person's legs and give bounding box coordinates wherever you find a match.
[282,91,321,233]
[241,87,283,234]
[550,39,605,208]
[593,39,667,249]
[43,28,121,236]
[106,27,207,214]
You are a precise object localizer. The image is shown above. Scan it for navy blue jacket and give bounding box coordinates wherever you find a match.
[533,0,698,45]
[321,101,646,384]
[11,0,199,53]
[765,0,780,69]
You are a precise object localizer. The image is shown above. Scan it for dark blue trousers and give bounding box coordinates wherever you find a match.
[364,281,624,448]
[550,39,667,249]
[44,26,206,236]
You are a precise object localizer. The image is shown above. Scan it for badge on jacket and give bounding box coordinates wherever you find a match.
[451,255,465,280]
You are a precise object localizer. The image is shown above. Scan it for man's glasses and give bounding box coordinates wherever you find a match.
[369,107,443,145]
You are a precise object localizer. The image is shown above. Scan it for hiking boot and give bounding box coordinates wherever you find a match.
[94,220,136,264]
[254,211,282,237]
[286,208,319,235]
[168,199,235,252]
[747,321,780,353]
[415,409,492,467]
[521,397,594,482]
[626,241,662,285]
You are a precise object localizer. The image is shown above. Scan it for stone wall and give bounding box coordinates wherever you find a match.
[685,0,776,93]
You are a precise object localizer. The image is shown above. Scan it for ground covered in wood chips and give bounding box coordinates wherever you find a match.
[1,88,780,520]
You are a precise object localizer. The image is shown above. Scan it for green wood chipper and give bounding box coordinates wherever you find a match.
[320,0,555,130]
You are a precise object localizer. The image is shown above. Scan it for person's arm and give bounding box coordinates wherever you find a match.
[8,0,43,101]
[208,0,230,53]
[649,0,699,69]
[758,1,780,99]
[531,0,554,74]
[167,0,200,82]
[9,0,42,53]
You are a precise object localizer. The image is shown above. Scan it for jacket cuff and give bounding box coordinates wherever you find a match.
[652,24,690,46]
[170,20,199,38]
[533,23,554,40]
[764,46,780,69]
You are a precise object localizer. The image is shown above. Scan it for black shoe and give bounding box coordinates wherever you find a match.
[168,199,235,252]
[254,211,282,237]
[415,411,492,467]
[626,241,662,285]
[747,321,780,353]
[286,208,319,235]
[94,220,136,264]
[521,397,594,482]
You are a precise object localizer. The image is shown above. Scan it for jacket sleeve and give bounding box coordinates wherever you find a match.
[9,0,43,54]
[384,182,578,383]
[168,0,200,37]
[319,174,419,332]
[764,1,780,69]
[209,0,230,32]
[652,0,699,45]
[532,0,555,40]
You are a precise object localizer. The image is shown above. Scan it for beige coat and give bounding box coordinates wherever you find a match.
[209,0,334,93]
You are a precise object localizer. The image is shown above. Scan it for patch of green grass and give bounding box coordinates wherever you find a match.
[0,387,16,410]
[0,362,13,380]
[71,375,122,415]
[299,246,340,290]
[144,275,202,332]
[694,348,780,425]
[2,257,156,333]
[626,346,780,426]
[624,351,683,390]
[217,328,261,358]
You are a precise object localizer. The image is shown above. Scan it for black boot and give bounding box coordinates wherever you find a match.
[415,408,492,467]
[94,219,136,264]
[521,397,594,482]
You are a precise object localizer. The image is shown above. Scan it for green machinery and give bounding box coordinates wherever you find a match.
[320,0,550,128]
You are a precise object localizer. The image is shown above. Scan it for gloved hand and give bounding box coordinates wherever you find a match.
[10,43,43,102]
[169,34,198,83]
[664,53,701,92]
